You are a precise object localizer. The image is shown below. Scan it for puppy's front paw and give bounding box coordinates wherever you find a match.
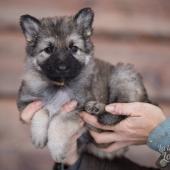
[98,112,125,125]
[85,101,105,115]
[31,109,49,148]
[85,101,126,125]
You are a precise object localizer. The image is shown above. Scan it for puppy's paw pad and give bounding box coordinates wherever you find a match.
[85,101,105,115]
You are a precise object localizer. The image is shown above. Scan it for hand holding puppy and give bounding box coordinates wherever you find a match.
[80,102,166,153]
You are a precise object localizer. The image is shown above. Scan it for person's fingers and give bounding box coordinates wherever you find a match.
[20,101,43,123]
[60,100,77,113]
[71,126,85,141]
[99,141,132,153]
[80,112,113,131]
[105,102,142,117]
[90,131,124,144]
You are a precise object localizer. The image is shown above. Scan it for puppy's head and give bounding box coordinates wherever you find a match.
[20,8,94,85]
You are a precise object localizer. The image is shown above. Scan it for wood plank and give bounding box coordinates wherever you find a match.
[0,0,170,38]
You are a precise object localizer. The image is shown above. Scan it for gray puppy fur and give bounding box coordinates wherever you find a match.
[17,8,150,162]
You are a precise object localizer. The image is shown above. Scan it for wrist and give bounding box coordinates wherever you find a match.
[147,117,170,153]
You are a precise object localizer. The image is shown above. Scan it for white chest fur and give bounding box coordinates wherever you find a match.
[45,88,73,117]
[24,71,74,117]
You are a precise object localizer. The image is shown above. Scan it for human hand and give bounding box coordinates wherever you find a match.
[80,102,166,153]
[20,100,82,165]
[20,101,43,123]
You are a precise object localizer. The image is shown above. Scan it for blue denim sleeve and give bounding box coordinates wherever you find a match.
[147,117,170,153]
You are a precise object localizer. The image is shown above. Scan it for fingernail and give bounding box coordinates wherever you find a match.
[105,105,115,112]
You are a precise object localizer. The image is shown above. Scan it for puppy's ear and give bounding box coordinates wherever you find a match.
[20,15,40,42]
[74,8,94,37]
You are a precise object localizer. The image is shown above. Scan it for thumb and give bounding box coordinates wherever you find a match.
[21,101,43,123]
[60,100,77,113]
[105,102,141,117]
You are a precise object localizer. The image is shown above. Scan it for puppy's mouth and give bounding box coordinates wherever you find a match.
[51,80,65,87]
[40,58,83,86]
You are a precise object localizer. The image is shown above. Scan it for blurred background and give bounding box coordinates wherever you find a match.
[0,0,170,170]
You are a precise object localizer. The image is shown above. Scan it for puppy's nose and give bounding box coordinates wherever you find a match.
[57,65,68,71]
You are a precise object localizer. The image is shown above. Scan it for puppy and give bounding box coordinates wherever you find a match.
[17,8,150,162]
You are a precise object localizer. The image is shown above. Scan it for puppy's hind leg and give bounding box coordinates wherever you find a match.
[47,112,81,162]
[31,109,49,148]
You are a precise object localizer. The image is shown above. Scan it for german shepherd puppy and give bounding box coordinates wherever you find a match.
[17,7,158,170]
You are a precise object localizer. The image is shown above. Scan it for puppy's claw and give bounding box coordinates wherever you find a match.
[32,136,47,149]
[32,140,47,149]
[53,153,66,162]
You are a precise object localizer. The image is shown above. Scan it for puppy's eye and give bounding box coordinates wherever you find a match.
[43,45,54,54]
[69,44,78,54]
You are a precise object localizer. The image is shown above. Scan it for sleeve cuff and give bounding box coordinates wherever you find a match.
[147,117,170,153]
